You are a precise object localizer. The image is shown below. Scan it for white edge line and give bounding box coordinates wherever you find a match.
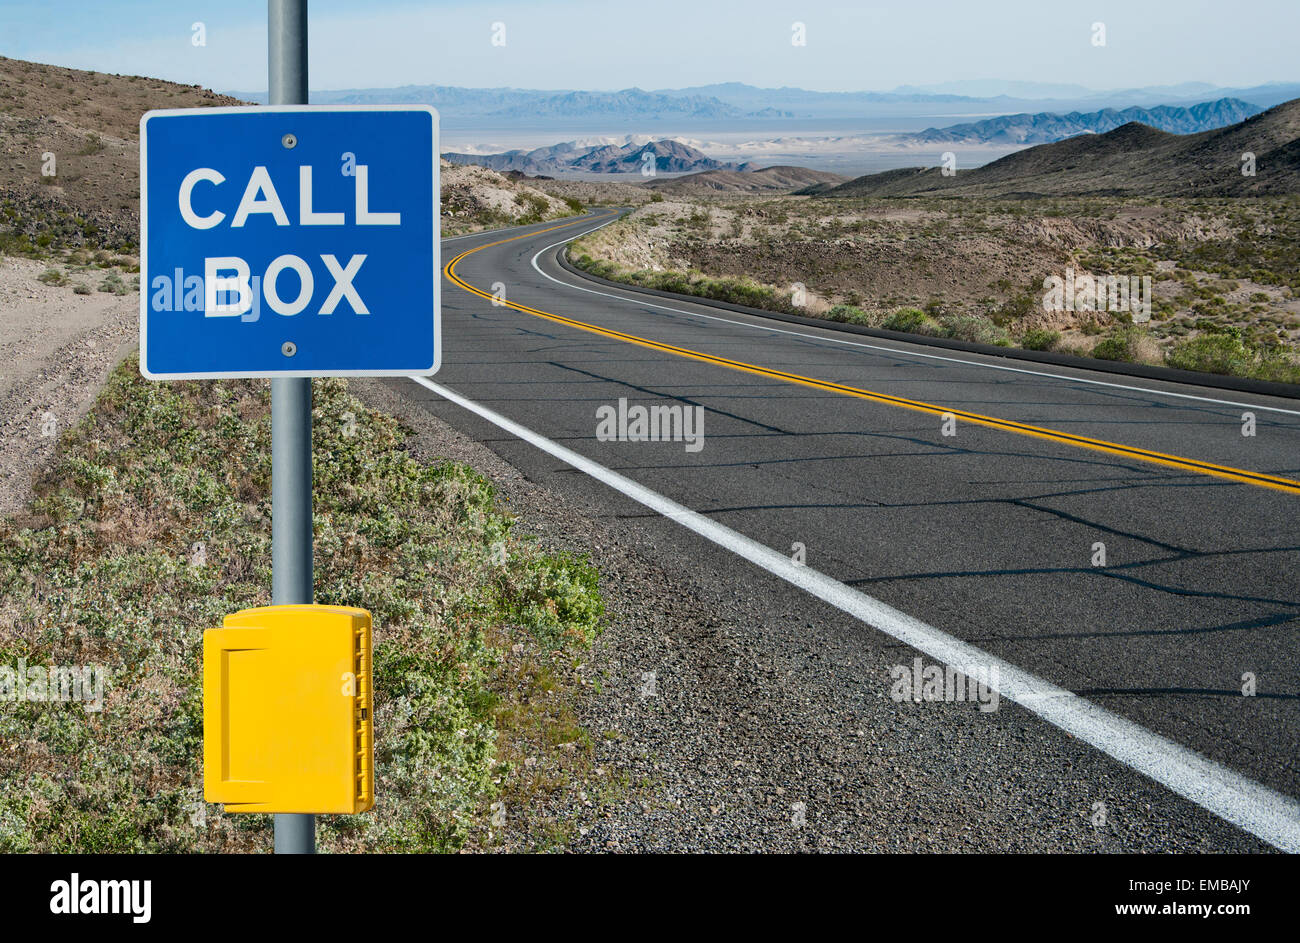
[527,226,1300,419]
[412,373,1300,853]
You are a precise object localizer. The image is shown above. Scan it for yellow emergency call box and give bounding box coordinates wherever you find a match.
[203,604,374,814]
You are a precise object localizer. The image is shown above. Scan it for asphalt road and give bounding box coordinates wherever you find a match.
[402,211,1300,850]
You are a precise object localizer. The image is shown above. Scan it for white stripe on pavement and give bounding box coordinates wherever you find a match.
[412,373,1300,852]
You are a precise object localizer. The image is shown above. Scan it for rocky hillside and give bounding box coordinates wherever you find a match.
[439,160,575,235]
[644,165,848,194]
[905,97,1263,145]
[445,138,734,175]
[0,56,576,253]
[826,98,1300,198]
[0,56,240,251]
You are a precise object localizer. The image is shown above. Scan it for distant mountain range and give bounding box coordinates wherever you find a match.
[226,80,1300,119]
[444,139,737,175]
[230,85,789,119]
[903,98,1263,145]
[488,89,789,120]
[446,97,1270,176]
[823,97,1300,198]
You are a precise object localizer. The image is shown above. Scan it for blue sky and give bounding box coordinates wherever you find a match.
[1,0,1296,93]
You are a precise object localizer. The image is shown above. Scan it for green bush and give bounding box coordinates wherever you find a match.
[881,308,930,333]
[825,304,873,326]
[1165,332,1256,377]
[620,268,785,311]
[1162,330,1300,383]
[578,258,619,280]
[938,314,1010,345]
[993,293,1036,323]
[97,272,128,295]
[513,193,551,224]
[699,277,777,308]
[685,209,712,230]
[1252,354,1300,384]
[1021,328,1060,351]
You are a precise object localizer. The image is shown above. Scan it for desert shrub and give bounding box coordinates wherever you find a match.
[825,305,873,326]
[993,292,1036,324]
[881,308,930,333]
[576,257,619,280]
[695,276,777,308]
[1165,332,1256,377]
[97,272,127,295]
[1252,352,1300,384]
[685,209,712,230]
[938,314,1010,345]
[1021,328,1060,351]
[513,193,551,224]
[1091,326,1154,363]
[76,134,105,156]
[616,268,785,310]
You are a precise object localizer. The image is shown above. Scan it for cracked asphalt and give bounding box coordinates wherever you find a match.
[386,213,1300,851]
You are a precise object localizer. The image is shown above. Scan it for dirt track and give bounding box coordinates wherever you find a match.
[0,257,135,515]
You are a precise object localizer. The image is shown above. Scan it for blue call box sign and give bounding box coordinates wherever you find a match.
[139,105,439,378]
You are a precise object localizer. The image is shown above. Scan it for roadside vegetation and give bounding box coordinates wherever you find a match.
[577,256,794,312]
[439,161,584,237]
[570,195,1300,385]
[0,358,604,852]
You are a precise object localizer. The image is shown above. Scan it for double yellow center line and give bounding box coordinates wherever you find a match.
[445,214,1300,496]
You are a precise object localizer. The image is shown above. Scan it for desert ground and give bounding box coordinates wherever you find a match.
[568,192,1300,382]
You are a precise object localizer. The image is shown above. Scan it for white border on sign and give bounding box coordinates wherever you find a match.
[138,104,441,380]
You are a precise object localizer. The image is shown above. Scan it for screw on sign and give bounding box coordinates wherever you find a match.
[139,105,440,379]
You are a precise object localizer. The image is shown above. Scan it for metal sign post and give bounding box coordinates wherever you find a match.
[141,0,439,855]
[268,0,314,856]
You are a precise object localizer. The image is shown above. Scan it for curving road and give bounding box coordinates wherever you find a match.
[398,211,1300,851]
